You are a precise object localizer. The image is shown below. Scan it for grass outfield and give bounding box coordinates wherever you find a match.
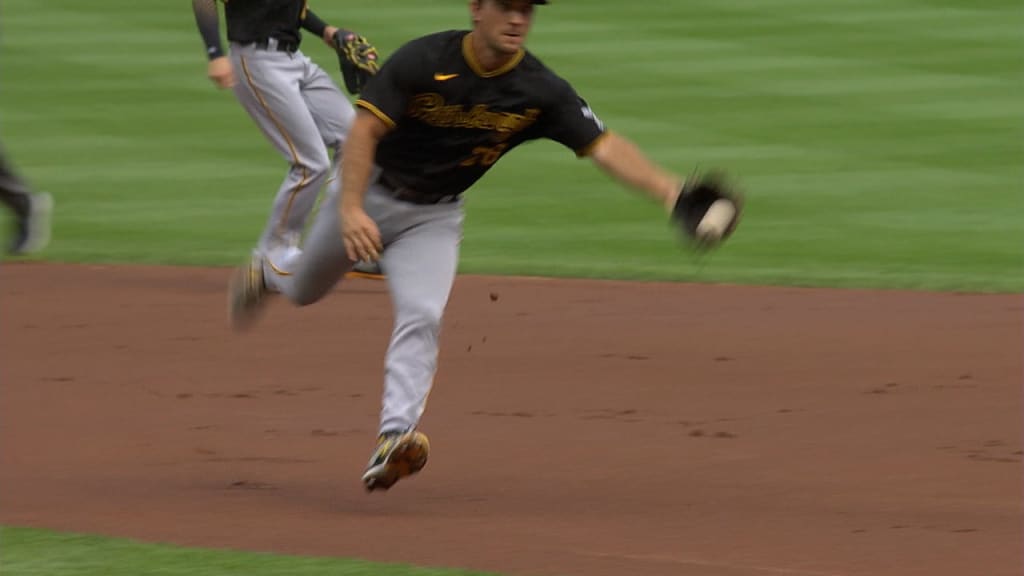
[0,527,497,576]
[2,0,1015,286]
[0,0,1020,574]
[0,0,1019,291]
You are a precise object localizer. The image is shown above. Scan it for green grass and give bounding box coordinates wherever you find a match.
[2,0,1022,291]
[0,527,497,576]
[0,3,1020,574]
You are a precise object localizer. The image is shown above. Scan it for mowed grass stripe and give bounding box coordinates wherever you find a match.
[0,527,499,576]
[1,0,1021,289]
[462,0,1020,289]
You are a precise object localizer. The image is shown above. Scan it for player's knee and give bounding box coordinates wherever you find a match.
[295,153,331,180]
[399,301,444,334]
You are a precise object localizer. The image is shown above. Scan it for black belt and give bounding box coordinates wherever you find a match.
[377,173,461,205]
[252,38,298,53]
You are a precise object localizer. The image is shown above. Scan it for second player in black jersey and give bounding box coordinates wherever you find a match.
[228,0,714,492]
[192,0,384,278]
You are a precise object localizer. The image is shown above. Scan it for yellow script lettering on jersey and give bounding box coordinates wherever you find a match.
[407,93,540,134]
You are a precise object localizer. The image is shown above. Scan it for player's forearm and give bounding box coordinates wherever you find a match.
[339,112,387,211]
[301,9,330,40]
[304,11,346,46]
[192,0,225,60]
[590,132,682,212]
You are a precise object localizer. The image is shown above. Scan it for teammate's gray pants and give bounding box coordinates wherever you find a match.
[264,174,464,434]
[229,41,355,256]
[0,146,34,219]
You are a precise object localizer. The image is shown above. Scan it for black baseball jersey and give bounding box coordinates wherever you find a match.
[356,30,607,201]
[223,0,307,46]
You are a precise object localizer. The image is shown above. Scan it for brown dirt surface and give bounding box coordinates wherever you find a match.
[1,263,1020,576]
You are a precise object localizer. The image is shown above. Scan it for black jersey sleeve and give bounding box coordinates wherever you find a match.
[300,9,328,38]
[354,38,426,128]
[540,79,607,156]
[192,0,224,60]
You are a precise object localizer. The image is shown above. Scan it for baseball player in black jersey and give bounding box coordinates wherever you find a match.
[228,0,724,492]
[191,0,382,278]
[0,143,52,255]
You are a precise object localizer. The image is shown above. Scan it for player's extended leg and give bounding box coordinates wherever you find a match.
[228,178,463,491]
[361,189,463,491]
[228,175,387,330]
[230,46,336,257]
[228,175,352,330]
[260,176,354,306]
[374,202,463,434]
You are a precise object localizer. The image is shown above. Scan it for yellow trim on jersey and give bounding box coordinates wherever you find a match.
[461,33,524,78]
[355,100,397,128]
[576,130,610,158]
[239,55,309,235]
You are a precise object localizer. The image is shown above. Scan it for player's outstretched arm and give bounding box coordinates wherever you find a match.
[191,0,235,88]
[588,132,683,213]
[591,131,743,249]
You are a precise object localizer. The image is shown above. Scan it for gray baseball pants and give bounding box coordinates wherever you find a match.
[230,40,356,256]
[263,172,464,435]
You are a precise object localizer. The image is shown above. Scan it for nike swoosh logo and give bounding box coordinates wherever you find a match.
[434,73,459,81]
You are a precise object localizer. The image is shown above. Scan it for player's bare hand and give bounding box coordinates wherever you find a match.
[207,57,236,89]
[340,206,383,263]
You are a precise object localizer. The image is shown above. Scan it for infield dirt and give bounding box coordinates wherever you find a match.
[1,263,1020,576]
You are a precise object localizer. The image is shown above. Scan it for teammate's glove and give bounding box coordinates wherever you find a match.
[670,170,743,250]
[332,29,380,95]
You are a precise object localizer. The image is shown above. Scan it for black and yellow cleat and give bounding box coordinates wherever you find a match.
[227,252,272,332]
[361,430,430,492]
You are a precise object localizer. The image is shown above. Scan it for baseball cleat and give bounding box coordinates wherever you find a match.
[346,259,385,280]
[9,192,53,255]
[362,430,430,492]
[227,252,271,332]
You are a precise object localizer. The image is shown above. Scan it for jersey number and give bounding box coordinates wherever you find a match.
[460,143,508,167]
